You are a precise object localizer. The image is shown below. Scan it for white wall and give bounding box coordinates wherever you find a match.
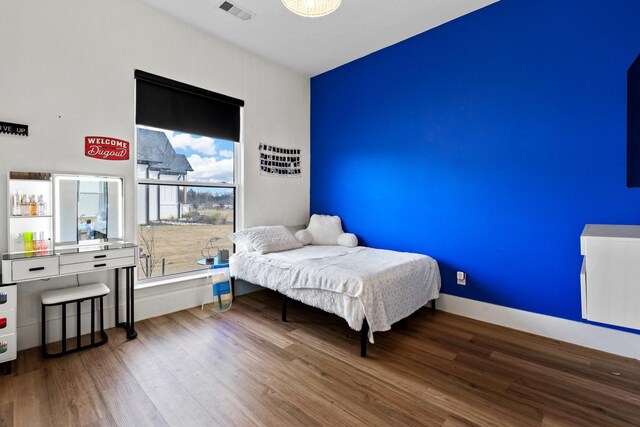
[0,0,310,350]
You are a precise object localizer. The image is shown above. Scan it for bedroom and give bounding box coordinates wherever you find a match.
[1,0,640,425]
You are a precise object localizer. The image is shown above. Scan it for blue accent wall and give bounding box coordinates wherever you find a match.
[310,0,640,328]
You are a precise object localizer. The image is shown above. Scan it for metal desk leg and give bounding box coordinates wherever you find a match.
[116,267,137,339]
[127,266,137,339]
[125,267,130,329]
[115,269,120,327]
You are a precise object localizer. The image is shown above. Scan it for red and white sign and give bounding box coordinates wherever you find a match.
[84,136,130,161]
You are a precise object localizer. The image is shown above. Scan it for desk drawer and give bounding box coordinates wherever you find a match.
[12,258,59,282]
[59,256,135,275]
[60,248,136,266]
[0,310,16,335]
[0,285,17,310]
[0,333,17,363]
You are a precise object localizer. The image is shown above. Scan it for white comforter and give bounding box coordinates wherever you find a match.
[230,245,441,342]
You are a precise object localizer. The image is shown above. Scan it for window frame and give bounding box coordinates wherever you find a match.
[134,125,241,286]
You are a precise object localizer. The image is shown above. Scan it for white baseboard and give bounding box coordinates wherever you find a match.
[437,294,640,360]
[134,278,262,320]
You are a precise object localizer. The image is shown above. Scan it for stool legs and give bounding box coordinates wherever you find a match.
[42,295,108,359]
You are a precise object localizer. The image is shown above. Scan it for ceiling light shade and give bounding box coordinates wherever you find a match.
[281,0,341,18]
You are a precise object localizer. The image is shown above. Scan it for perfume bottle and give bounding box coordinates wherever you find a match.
[21,194,29,216]
[14,233,24,252]
[37,232,46,251]
[37,195,46,215]
[11,191,21,216]
[23,231,33,253]
[29,195,37,216]
[40,235,49,252]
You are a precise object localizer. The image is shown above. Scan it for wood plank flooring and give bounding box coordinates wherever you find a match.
[1,289,639,426]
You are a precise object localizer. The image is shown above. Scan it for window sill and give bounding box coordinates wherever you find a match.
[135,268,229,290]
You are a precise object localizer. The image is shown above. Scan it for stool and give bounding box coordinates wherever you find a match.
[41,283,110,358]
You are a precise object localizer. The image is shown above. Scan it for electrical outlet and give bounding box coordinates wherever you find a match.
[457,271,466,286]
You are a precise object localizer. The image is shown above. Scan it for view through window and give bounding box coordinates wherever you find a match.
[136,126,236,280]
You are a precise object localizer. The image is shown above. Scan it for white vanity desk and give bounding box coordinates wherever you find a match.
[0,242,138,368]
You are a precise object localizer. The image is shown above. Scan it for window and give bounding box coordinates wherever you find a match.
[135,71,243,281]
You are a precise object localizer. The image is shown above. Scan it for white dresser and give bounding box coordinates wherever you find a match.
[580,224,640,330]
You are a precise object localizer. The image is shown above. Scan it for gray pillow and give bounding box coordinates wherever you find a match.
[238,225,303,254]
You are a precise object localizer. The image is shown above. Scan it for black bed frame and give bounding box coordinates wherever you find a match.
[280,293,437,357]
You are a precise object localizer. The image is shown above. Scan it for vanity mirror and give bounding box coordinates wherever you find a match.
[54,174,124,246]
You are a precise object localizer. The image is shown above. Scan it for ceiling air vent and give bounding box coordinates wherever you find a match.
[219,1,254,21]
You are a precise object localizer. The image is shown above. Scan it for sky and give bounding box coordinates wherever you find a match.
[164,130,235,183]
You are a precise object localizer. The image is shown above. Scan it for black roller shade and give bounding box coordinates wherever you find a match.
[628,54,640,187]
[135,70,244,142]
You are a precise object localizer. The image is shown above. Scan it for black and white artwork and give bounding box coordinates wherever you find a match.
[0,121,28,137]
[259,143,301,177]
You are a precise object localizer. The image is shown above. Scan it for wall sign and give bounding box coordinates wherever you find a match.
[85,136,130,160]
[0,121,28,137]
[259,143,301,177]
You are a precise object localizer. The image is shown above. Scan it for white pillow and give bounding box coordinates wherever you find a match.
[337,232,358,247]
[306,214,345,245]
[241,225,302,254]
[229,231,255,252]
[295,229,313,245]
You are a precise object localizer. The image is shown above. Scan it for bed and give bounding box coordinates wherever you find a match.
[229,219,441,356]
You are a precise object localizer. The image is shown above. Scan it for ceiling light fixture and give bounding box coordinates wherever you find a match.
[281,0,341,18]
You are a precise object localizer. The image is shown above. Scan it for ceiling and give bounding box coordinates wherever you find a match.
[137,0,498,78]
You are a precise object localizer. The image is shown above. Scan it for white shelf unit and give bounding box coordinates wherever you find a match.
[7,172,53,253]
[0,284,17,365]
[580,224,640,330]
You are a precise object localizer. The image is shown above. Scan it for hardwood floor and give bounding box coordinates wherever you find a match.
[1,289,639,426]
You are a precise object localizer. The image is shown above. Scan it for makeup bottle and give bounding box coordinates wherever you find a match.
[21,194,29,216]
[11,191,21,216]
[40,235,49,252]
[14,233,24,252]
[37,195,45,215]
[23,232,33,254]
[38,231,47,252]
[29,195,37,216]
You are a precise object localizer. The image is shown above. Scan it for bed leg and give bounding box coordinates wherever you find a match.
[432,299,436,313]
[398,318,408,329]
[281,294,287,322]
[361,319,368,357]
